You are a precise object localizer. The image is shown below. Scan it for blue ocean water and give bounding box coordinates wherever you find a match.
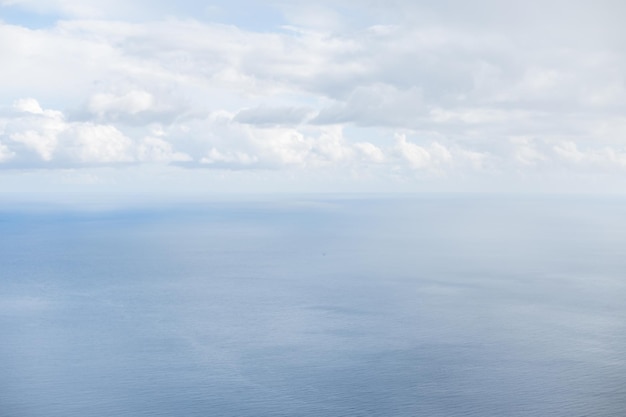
[1,195,625,416]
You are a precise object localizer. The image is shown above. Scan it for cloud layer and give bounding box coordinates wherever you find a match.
[1,0,625,192]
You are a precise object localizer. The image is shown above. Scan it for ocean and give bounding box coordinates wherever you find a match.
[1,195,625,416]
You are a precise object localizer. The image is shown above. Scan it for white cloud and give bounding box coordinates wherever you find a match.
[8,99,65,161]
[13,98,44,114]
[396,140,430,169]
[394,133,451,171]
[456,148,490,171]
[174,111,356,169]
[88,90,155,118]
[314,84,425,127]
[137,137,191,163]
[233,106,313,126]
[201,148,258,166]
[511,137,548,166]
[1,99,187,166]
[61,123,133,163]
[10,129,58,161]
[353,142,385,163]
[0,141,15,162]
[1,0,626,192]
[552,141,626,170]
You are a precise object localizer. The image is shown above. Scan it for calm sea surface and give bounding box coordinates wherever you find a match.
[1,195,625,416]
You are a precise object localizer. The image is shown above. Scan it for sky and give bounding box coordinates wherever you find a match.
[0,0,625,197]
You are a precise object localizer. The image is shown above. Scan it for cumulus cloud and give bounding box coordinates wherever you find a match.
[13,98,44,114]
[394,134,433,170]
[353,142,385,163]
[1,0,625,191]
[8,99,65,161]
[552,141,626,171]
[137,137,192,163]
[197,120,352,169]
[510,137,548,166]
[0,99,190,166]
[0,141,15,162]
[62,123,133,163]
[394,133,455,172]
